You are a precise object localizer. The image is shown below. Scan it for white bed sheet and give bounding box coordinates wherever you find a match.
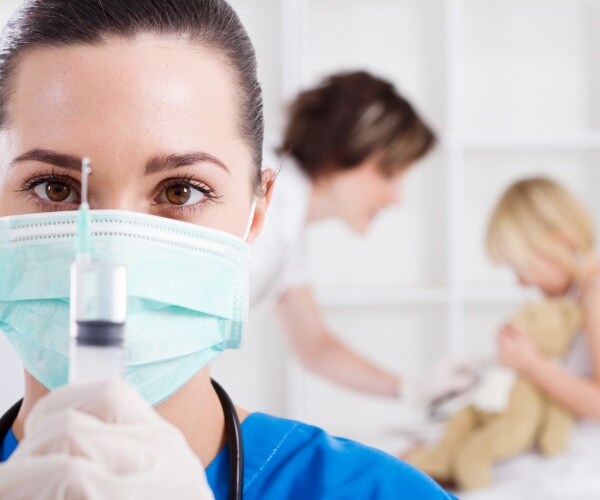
[460,420,600,500]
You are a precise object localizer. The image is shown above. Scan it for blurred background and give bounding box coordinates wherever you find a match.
[2,0,600,457]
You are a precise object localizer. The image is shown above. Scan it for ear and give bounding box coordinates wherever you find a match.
[245,168,277,244]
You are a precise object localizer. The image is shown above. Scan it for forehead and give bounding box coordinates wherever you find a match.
[6,35,249,168]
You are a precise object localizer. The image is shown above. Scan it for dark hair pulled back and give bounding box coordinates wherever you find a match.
[0,0,264,191]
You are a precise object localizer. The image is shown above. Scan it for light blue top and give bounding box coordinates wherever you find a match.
[1,411,456,499]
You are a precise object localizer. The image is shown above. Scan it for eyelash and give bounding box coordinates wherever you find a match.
[18,169,77,211]
[17,170,221,213]
[158,175,222,213]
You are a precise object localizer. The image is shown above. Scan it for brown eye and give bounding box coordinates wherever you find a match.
[156,181,206,208]
[45,181,71,202]
[165,184,192,205]
[31,180,78,203]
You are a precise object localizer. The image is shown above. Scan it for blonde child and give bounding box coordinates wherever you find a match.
[488,177,600,412]
[462,177,600,498]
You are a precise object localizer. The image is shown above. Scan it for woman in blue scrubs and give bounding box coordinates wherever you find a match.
[0,0,454,497]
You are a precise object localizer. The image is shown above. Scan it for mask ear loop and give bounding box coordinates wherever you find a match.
[242,198,258,242]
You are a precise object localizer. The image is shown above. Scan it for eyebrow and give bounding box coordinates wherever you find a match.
[145,152,230,175]
[11,149,81,171]
[11,149,230,175]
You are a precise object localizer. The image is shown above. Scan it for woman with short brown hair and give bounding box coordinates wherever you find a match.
[251,70,471,405]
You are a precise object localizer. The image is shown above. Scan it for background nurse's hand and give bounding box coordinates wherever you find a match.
[0,379,214,499]
[401,355,483,406]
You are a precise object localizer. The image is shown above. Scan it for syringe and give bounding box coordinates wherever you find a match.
[69,158,127,383]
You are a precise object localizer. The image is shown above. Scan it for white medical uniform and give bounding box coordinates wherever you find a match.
[249,157,312,320]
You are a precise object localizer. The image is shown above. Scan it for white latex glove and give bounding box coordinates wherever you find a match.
[399,355,483,406]
[0,379,214,500]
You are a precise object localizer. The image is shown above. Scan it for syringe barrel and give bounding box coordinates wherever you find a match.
[69,261,126,382]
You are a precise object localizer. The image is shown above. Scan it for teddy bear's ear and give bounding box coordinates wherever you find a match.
[511,300,583,356]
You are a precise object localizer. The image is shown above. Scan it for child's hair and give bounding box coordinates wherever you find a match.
[487,177,594,277]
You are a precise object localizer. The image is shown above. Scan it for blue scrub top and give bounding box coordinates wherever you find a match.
[1,411,456,499]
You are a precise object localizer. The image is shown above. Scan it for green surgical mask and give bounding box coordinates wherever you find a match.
[0,209,253,405]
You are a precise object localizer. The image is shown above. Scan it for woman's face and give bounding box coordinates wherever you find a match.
[0,35,266,239]
[322,154,405,234]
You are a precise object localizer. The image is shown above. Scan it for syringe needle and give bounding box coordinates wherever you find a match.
[76,157,92,260]
[81,157,91,207]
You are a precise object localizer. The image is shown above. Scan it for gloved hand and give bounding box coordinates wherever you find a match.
[0,379,214,500]
[399,355,483,407]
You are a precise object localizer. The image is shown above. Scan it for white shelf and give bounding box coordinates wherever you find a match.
[463,132,600,150]
[463,286,540,304]
[314,286,539,307]
[315,287,449,306]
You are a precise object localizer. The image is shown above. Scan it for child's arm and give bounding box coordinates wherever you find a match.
[519,353,600,419]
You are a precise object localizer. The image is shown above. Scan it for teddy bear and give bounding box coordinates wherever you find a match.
[407,298,583,490]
